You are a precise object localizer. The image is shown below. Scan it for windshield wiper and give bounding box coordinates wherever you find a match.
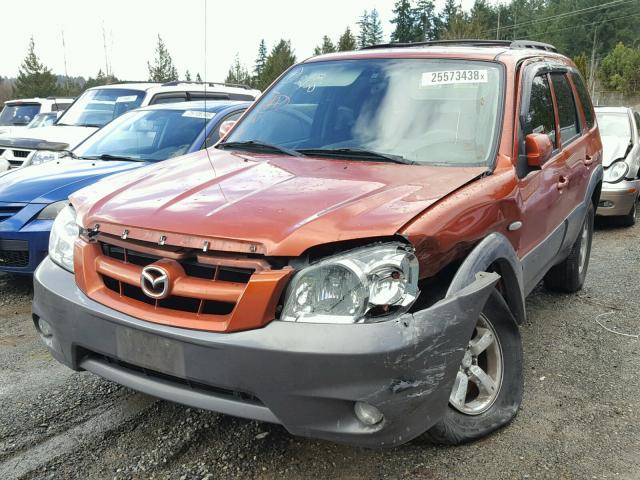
[217,140,305,158]
[78,123,104,128]
[297,148,413,165]
[82,154,145,162]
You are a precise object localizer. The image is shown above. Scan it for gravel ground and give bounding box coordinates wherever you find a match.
[1,222,639,480]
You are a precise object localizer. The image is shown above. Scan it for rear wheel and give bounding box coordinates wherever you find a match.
[544,203,594,293]
[422,291,523,445]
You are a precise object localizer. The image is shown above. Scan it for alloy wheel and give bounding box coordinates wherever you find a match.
[449,314,503,415]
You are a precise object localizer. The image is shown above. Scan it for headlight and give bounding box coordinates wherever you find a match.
[604,160,628,183]
[281,244,419,324]
[36,200,69,220]
[48,205,79,272]
[30,150,65,166]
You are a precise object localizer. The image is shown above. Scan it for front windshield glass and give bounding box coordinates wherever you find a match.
[27,113,57,129]
[57,88,144,128]
[74,108,214,161]
[225,59,503,166]
[596,112,631,138]
[0,103,41,126]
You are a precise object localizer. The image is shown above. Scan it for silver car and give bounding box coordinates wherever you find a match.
[595,106,640,225]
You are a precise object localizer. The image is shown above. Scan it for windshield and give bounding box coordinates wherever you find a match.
[57,88,144,128]
[27,113,57,129]
[74,108,214,161]
[225,59,503,166]
[596,112,631,138]
[0,103,41,126]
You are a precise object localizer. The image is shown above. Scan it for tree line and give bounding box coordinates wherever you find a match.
[4,0,639,102]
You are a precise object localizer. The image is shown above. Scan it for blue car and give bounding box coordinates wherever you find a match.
[0,100,249,273]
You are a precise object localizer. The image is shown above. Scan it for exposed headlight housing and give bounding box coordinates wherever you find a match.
[30,150,68,166]
[48,205,79,272]
[36,200,69,220]
[281,243,419,324]
[604,160,628,183]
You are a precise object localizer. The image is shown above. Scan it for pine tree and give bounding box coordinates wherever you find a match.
[440,0,460,33]
[184,70,192,82]
[259,40,296,91]
[337,27,357,51]
[254,39,268,78]
[368,9,384,45]
[413,0,437,41]
[84,69,118,89]
[314,35,336,55]
[225,54,251,86]
[391,0,415,43]
[357,10,370,48]
[147,35,179,83]
[14,37,59,98]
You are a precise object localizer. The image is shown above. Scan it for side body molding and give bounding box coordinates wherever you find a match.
[446,232,526,325]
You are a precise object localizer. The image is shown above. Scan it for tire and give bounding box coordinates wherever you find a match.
[543,203,594,293]
[614,199,636,227]
[421,290,523,445]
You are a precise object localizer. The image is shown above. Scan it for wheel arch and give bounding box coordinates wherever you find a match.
[446,232,526,325]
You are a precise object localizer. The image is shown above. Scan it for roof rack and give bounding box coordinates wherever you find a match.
[161,80,253,90]
[361,39,557,53]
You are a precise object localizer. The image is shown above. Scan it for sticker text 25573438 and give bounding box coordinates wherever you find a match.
[421,69,488,87]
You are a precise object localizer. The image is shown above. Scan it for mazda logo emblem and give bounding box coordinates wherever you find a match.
[140,265,170,300]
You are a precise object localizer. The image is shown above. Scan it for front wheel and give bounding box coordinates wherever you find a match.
[614,199,637,227]
[421,291,523,445]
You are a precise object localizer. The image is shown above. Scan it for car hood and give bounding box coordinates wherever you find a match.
[601,135,631,167]
[0,158,146,204]
[0,125,97,150]
[73,149,485,256]
[0,126,28,137]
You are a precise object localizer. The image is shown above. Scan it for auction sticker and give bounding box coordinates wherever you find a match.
[421,69,488,86]
[182,110,215,119]
[115,95,139,102]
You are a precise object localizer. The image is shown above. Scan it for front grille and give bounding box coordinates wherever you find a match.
[76,233,291,332]
[0,239,29,267]
[12,150,29,158]
[8,160,23,169]
[85,351,263,404]
[0,205,23,222]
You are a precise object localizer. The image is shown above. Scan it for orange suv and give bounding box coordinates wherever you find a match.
[34,40,602,447]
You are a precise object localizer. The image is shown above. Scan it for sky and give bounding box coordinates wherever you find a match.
[0,0,478,83]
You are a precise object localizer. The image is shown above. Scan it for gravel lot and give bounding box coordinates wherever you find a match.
[1,222,639,480]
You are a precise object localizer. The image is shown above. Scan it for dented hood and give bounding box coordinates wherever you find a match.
[601,135,631,167]
[73,149,485,256]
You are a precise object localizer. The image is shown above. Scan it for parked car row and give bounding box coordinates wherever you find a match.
[0,39,637,449]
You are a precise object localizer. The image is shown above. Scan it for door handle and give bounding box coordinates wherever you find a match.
[557,175,569,191]
[584,155,594,166]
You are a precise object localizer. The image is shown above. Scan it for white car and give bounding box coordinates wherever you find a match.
[0,81,260,171]
[0,97,73,137]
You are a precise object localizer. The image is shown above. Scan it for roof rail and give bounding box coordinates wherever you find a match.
[160,80,253,90]
[361,39,557,53]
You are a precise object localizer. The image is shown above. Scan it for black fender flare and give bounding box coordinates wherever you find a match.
[445,232,526,325]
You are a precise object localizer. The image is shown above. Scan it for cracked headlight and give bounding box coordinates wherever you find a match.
[604,160,628,183]
[281,244,419,324]
[48,205,79,272]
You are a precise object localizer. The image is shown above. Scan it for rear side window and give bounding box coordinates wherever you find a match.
[551,73,579,145]
[571,73,595,130]
[524,74,556,147]
[634,112,640,136]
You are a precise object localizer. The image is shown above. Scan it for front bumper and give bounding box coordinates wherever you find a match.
[0,220,51,274]
[597,179,639,217]
[33,257,497,447]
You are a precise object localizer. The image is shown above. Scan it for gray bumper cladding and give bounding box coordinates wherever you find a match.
[33,257,498,448]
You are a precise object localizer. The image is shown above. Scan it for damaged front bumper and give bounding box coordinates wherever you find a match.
[33,256,498,448]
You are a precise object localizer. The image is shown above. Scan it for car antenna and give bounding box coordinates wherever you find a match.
[203,0,217,178]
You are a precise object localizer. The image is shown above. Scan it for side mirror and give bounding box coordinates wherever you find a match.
[218,120,237,139]
[525,133,553,168]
